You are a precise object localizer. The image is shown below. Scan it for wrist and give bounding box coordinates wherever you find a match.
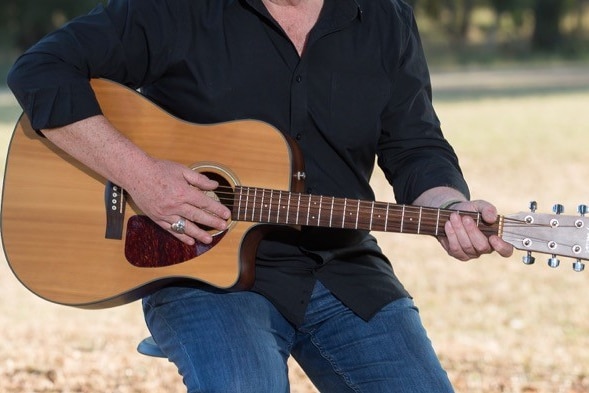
[438,199,465,210]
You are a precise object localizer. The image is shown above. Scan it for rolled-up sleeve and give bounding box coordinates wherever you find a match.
[6,0,185,130]
[377,9,469,204]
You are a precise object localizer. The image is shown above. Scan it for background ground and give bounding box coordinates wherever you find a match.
[1,64,589,392]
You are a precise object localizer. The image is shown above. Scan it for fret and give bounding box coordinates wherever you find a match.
[306,194,312,225]
[435,208,441,236]
[384,202,389,231]
[243,187,250,220]
[233,187,237,219]
[329,196,335,227]
[355,200,360,229]
[296,193,301,225]
[259,188,265,222]
[317,195,323,226]
[341,198,347,228]
[276,190,282,223]
[268,189,274,223]
[235,187,243,220]
[238,186,245,221]
[250,188,257,222]
[369,201,375,230]
[249,187,255,221]
[400,204,406,233]
[286,192,291,224]
[250,187,256,221]
[417,206,422,234]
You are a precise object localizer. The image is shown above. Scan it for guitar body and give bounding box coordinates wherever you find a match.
[1,79,303,308]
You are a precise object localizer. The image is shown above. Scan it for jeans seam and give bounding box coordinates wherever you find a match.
[306,331,361,393]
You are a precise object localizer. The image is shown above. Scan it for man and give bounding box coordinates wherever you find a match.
[7,0,513,391]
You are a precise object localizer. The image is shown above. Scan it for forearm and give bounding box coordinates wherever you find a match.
[42,114,155,193]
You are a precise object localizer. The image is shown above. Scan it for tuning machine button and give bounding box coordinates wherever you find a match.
[522,252,535,265]
[552,204,564,214]
[547,255,560,268]
[573,260,586,272]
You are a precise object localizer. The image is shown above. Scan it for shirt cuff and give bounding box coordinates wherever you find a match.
[24,81,102,131]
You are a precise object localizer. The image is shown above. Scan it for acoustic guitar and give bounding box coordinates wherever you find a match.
[2,79,587,309]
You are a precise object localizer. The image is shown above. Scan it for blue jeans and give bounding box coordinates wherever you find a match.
[142,281,454,393]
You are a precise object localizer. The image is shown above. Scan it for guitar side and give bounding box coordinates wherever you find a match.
[1,78,303,308]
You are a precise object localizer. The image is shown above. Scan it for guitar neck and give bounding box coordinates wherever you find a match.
[231,186,501,237]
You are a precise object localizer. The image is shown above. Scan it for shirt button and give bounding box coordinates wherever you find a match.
[295,133,302,140]
[295,75,303,83]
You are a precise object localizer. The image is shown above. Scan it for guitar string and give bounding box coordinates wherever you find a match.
[209,185,580,232]
[208,185,490,233]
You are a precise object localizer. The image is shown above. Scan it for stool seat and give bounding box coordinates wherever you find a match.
[137,336,166,358]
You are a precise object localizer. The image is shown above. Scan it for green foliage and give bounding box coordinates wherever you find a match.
[415,0,589,65]
[0,0,106,50]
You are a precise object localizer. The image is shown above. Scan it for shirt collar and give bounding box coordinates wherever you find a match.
[244,0,362,26]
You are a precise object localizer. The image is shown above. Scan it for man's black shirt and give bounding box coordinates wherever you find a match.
[8,0,469,325]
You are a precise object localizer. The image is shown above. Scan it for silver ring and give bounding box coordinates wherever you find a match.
[171,218,186,234]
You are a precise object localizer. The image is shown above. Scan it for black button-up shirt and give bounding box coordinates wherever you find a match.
[8,0,469,325]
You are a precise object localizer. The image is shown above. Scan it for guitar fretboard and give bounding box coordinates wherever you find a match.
[232,186,500,237]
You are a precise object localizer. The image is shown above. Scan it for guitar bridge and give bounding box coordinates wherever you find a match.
[105,181,126,239]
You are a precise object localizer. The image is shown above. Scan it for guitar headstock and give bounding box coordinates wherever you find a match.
[503,202,589,272]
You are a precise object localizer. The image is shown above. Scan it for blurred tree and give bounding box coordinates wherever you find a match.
[420,0,483,43]
[488,0,532,23]
[530,0,568,51]
[418,0,500,45]
[0,0,106,51]
[487,0,580,52]
[417,0,582,54]
[486,0,531,47]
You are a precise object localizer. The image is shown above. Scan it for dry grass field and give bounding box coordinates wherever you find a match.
[1,64,589,392]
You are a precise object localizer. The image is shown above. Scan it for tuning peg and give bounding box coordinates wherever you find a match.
[547,255,560,268]
[522,251,535,265]
[578,204,588,216]
[529,201,537,212]
[552,204,564,214]
[573,259,585,272]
